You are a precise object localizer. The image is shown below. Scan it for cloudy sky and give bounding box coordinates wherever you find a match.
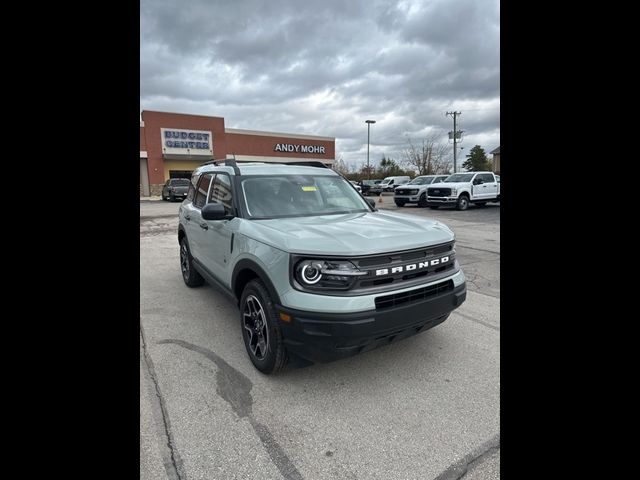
[141,0,499,170]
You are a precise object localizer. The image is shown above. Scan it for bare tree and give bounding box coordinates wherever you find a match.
[402,131,453,175]
[333,156,350,175]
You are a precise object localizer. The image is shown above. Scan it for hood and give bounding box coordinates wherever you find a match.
[427,182,469,189]
[238,211,454,256]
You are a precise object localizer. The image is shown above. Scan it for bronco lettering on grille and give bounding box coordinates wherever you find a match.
[374,256,450,276]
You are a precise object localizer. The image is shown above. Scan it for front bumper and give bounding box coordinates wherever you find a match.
[395,194,420,202]
[276,280,466,363]
[426,196,458,206]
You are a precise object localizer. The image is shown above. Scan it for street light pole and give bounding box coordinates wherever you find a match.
[365,120,376,180]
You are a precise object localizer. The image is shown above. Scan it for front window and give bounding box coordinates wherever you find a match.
[241,175,370,218]
[444,173,475,182]
[208,174,233,215]
[408,176,434,185]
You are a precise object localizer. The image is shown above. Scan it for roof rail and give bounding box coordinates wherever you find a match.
[283,161,329,169]
[200,158,241,175]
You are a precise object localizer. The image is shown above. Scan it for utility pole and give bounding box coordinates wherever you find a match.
[365,120,376,180]
[446,111,462,172]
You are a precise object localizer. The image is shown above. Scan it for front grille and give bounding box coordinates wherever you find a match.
[427,187,451,197]
[375,280,454,310]
[396,189,415,195]
[354,242,453,269]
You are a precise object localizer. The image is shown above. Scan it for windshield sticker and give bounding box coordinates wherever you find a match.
[301,186,317,192]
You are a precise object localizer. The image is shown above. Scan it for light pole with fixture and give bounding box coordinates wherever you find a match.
[365,120,376,180]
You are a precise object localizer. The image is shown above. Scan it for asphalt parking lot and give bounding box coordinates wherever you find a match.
[140,194,499,480]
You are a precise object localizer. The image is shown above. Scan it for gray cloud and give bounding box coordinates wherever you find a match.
[141,0,499,169]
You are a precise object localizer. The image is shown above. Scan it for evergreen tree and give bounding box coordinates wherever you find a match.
[461,145,492,171]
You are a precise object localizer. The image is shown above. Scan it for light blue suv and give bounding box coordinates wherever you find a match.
[178,160,466,373]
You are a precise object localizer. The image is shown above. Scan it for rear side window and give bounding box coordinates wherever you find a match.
[186,183,196,201]
[480,173,495,183]
[194,174,213,208]
[170,179,190,186]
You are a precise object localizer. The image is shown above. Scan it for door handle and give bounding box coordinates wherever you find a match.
[482,185,487,188]
[184,215,191,221]
[200,223,208,230]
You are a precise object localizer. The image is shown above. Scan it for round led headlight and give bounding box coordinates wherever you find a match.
[299,261,323,284]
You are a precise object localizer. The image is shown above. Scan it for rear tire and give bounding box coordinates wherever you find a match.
[240,280,288,374]
[179,237,204,287]
[394,200,406,207]
[456,195,470,211]
[417,193,428,207]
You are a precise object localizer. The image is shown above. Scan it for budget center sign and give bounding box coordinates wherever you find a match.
[161,128,213,156]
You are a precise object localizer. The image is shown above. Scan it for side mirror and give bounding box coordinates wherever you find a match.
[202,203,227,220]
[366,198,377,210]
[473,178,483,185]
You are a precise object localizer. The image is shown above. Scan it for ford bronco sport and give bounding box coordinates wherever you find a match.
[178,160,466,374]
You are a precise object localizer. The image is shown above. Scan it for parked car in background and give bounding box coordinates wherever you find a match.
[162,178,191,201]
[362,179,383,196]
[426,171,500,211]
[379,176,411,192]
[495,175,500,183]
[350,181,362,193]
[394,175,450,207]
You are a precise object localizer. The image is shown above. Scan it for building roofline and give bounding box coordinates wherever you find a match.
[225,127,334,141]
[140,110,225,121]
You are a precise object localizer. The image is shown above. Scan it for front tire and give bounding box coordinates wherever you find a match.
[240,280,288,374]
[180,237,204,287]
[429,206,439,209]
[456,195,470,211]
[394,200,406,207]
[417,193,428,207]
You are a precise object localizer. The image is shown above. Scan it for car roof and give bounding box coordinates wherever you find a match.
[192,162,340,177]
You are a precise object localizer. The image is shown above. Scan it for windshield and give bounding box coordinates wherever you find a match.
[444,173,475,182]
[408,176,434,185]
[242,175,371,218]
[171,179,190,186]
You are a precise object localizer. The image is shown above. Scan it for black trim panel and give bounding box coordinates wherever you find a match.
[192,258,238,305]
[231,259,282,305]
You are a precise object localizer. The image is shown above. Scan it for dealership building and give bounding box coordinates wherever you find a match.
[139,110,336,196]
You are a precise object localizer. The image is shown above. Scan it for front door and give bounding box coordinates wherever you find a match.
[200,173,235,284]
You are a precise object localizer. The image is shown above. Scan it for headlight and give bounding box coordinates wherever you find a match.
[294,259,367,290]
[451,188,457,195]
[410,189,419,195]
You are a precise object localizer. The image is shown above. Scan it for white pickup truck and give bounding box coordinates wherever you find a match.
[426,171,500,210]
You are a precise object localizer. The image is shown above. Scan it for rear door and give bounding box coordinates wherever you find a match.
[185,173,213,261]
[480,173,498,199]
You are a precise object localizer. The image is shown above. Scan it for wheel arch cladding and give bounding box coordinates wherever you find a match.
[178,226,186,244]
[232,260,282,306]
